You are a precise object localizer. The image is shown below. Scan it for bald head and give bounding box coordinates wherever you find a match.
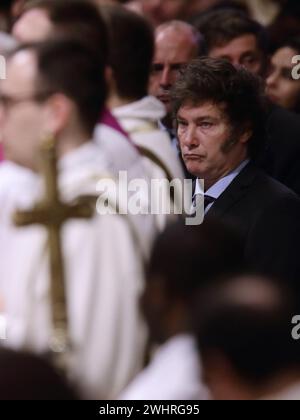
[149,20,203,124]
[156,20,202,56]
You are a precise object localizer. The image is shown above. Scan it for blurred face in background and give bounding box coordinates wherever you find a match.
[0,50,49,170]
[149,24,199,118]
[266,46,300,112]
[209,34,265,77]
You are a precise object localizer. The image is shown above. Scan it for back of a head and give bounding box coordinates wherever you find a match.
[0,349,78,400]
[147,218,245,300]
[19,0,109,62]
[10,38,107,135]
[101,3,154,101]
[194,275,300,393]
[193,9,269,56]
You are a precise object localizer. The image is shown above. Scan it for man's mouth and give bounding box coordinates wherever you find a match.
[157,94,170,104]
[184,154,204,160]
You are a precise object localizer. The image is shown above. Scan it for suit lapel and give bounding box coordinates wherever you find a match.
[207,163,259,218]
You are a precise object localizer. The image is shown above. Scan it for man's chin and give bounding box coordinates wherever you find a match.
[185,163,202,179]
[157,95,171,109]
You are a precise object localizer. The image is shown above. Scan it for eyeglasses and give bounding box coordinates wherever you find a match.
[0,91,54,110]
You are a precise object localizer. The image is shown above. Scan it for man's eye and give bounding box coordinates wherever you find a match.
[242,56,257,66]
[281,68,294,81]
[152,64,163,73]
[171,64,184,72]
[200,122,213,129]
[177,120,188,127]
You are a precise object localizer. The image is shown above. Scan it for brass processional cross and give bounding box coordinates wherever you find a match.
[13,137,96,372]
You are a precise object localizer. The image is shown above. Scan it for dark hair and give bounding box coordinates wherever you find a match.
[10,39,107,135]
[193,9,269,55]
[277,36,300,56]
[22,0,109,62]
[101,4,154,101]
[194,276,300,385]
[272,37,300,114]
[147,218,245,300]
[0,0,13,12]
[0,349,78,400]
[0,0,14,30]
[171,57,267,159]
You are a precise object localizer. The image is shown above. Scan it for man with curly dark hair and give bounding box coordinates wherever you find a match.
[172,57,300,286]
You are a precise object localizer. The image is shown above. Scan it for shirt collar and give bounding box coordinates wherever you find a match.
[195,159,250,200]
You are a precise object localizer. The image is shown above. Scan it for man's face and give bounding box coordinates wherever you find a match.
[0,51,49,170]
[177,102,248,186]
[141,0,188,27]
[149,28,198,115]
[12,8,53,42]
[209,34,265,77]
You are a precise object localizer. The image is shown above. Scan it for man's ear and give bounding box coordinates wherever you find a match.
[43,94,73,136]
[240,127,253,144]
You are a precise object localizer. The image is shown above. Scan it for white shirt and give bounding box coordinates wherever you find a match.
[119,334,210,401]
[112,96,185,230]
[193,160,250,214]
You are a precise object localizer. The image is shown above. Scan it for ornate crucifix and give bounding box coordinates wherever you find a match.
[13,137,96,372]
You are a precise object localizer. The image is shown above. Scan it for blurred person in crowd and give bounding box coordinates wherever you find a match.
[0,349,78,400]
[149,20,204,177]
[149,21,204,133]
[101,4,185,230]
[266,37,300,113]
[194,8,269,77]
[194,274,300,400]
[194,8,300,196]
[120,218,245,400]
[268,0,300,50]
[11,0,157,258]
[0,39,146,400]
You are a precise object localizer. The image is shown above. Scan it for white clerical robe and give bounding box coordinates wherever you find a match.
[94,123,158,258]
[111,96,186,230]
[119,334,210,401]
[0,142,147,400]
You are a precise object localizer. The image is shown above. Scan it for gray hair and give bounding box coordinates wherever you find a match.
[155,20,205,56]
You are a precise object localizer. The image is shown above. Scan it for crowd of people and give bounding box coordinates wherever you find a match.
[0,0,299,401]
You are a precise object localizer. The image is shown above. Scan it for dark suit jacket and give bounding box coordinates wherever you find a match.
[207,163,300,287]
[256,106,300,196]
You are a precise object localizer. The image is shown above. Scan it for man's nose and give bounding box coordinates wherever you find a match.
[160,67,172,89]
[182,125,199,148]
[232,59,243,70]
